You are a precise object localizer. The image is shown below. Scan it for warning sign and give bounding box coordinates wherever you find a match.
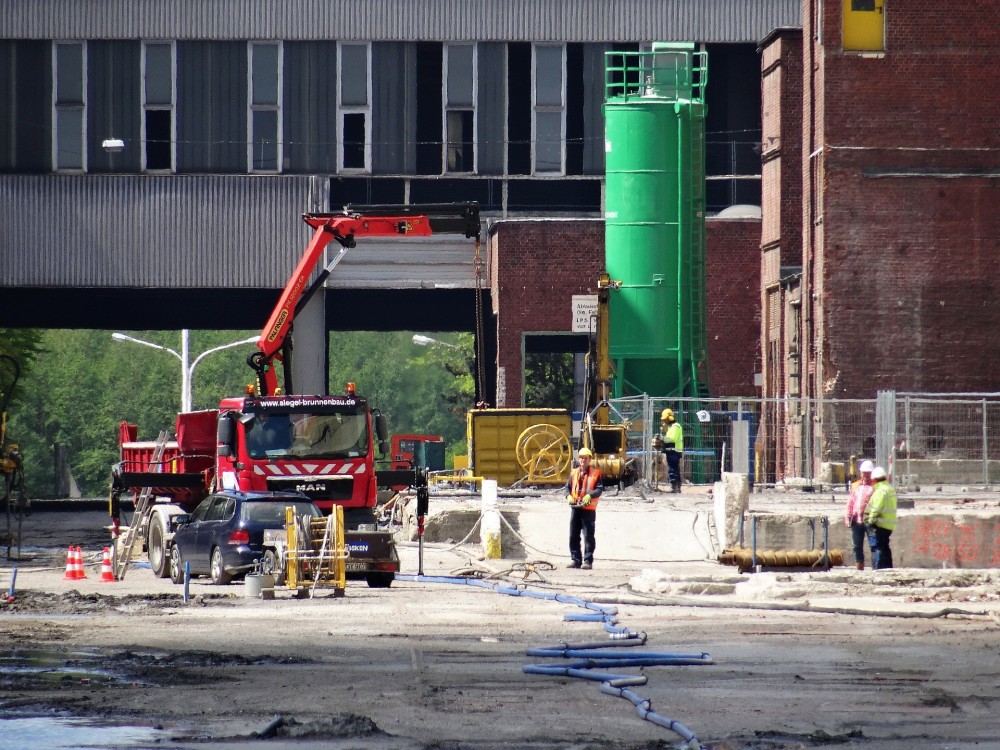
[571,295,598,333]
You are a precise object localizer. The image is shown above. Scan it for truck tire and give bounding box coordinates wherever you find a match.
[148,513,170,578]
[210,547,233,585]
[366,572,394,588]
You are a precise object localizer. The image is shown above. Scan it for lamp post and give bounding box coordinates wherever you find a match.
[111,330,256,412]
[412,334,460,350]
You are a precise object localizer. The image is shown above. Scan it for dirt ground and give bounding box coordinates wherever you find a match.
[3,491,1000,750]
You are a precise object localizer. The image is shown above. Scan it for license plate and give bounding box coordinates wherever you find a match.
[345,562,369,572]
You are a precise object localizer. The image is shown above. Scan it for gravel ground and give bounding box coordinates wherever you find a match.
[2,492,1000,750]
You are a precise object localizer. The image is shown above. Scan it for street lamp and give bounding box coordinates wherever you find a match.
[412,334,460,350]
[111,330,256,412]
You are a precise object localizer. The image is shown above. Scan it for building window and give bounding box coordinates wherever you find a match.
[444,44,476,173]
[143,42,175,171]
[53,42,86,171]
[532,44,565,174]
[338,42,370,172]
[249,42,281,172]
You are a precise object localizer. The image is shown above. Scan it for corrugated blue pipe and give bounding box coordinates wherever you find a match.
[395,573,711,748]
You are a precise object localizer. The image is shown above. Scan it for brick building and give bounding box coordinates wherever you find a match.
[490,217,760,406]
[760,1,1000,478]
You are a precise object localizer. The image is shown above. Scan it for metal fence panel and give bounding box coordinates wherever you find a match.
[605,391,1000,489]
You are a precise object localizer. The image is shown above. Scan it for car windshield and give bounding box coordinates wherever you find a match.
[241,500,319,524]
[245,412,369,460]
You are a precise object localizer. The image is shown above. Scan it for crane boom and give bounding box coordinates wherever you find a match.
[249,202,481,397]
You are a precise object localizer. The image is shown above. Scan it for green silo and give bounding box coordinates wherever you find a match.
[603,44,709,398]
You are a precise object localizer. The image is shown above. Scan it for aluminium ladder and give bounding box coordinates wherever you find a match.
[113,430,171,581]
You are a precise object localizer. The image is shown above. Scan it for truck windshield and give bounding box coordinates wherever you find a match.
[246,412,369,460]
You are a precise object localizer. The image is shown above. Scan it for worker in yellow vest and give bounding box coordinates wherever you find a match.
[865,466,897,569]
[655,408,684,493]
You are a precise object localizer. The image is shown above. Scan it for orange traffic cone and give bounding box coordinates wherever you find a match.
[98,547,116,582]
[74,546,87,580]
[62,546,76,580]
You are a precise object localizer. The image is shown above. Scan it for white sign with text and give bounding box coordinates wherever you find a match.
[571,295,598,333]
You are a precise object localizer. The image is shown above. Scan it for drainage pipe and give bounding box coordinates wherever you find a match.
[395,573,709,747]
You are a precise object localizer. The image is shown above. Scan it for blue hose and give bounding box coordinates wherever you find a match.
[395,573,710,748]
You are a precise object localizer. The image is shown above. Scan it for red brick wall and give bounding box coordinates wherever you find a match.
[815,0,1000,396]
[490,220,605,406]
[490,218,761,405]
[705,218,761,398]
[760,28,803,267]
[760,28,804,407]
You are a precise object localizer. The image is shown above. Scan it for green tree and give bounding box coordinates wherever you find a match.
[524,352,575,409]
[8,327,478,496]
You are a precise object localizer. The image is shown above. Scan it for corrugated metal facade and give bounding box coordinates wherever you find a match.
[0,174,485,289]
[2,0,800,44]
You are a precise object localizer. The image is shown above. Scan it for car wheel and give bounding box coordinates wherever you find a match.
[148,514,170,578]
[366,572,394,588]
[210,547,233,585]
[264,549,285,586]
[169,546,185,584]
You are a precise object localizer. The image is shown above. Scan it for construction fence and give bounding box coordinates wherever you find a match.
[608,391,1000,489]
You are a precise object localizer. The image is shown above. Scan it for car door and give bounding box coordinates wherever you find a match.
[175,497,214,574]
[190,495,229,572]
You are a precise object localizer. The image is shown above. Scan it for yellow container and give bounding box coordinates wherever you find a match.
[467,408,572,486]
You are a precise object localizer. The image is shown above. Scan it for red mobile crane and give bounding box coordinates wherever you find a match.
[111,203,480,586]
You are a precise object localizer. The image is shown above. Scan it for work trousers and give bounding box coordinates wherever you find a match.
[569,507,596,565]
[666,450,682,485]
[867,526,893,569]
[850,521,868,565]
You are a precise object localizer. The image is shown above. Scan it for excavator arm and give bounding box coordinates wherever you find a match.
[250,202,481,397]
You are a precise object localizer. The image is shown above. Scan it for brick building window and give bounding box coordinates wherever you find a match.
[338,42,371,172]
[53,42,86,171]
[143,42,175,171]
[249,42,281,172]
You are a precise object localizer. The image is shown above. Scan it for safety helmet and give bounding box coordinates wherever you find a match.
[859,460,874,474]
[661,408,675,422]
[578,447,594,457]
[871,466,887,481]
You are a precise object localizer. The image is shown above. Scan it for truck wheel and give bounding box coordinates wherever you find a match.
[366,572,394,588]
[148,515,170,578]
[169,546,185,585]
[264,549,285,586]
[210,547,233,585]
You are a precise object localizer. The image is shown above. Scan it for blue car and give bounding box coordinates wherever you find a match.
[168,490,320,585]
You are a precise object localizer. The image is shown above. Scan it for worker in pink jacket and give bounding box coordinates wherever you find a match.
[845,460,875,570]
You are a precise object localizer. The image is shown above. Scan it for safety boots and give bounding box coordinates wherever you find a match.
[670,481,681,493]
[856,562,865,571]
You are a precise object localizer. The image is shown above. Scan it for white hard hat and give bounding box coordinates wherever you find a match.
[871,466,887,481]
[859,460,874,474]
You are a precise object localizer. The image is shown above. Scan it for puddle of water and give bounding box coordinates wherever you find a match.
[0,716,168,749]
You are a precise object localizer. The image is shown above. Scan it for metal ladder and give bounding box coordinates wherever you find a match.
[113,430,171,581]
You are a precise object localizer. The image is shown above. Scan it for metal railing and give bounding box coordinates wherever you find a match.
[606,392,1000,489]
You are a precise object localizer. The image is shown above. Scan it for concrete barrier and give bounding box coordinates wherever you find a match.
[745,511,1000,569]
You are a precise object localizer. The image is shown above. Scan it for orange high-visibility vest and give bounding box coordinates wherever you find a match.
[570,467,602,510]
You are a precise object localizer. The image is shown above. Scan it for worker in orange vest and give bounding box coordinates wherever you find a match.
[564,447,603,570]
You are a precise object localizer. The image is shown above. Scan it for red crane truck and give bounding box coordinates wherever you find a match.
[110,202,481,586]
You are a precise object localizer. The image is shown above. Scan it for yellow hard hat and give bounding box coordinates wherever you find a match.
[578,447,594,457]
[661,408,674,422]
